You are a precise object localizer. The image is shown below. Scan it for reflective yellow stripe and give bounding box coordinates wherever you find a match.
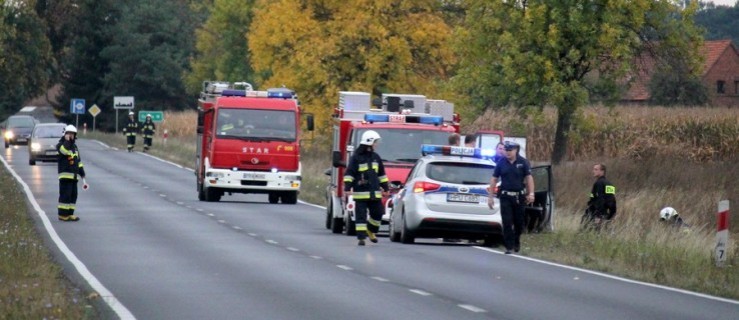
[59,172,75,179]
[353,191,370,199]
[358,164,368,172]
[58,203,75,210]
[344,176,354,182]
[78,162,84,168]
[368,218,380,227]
[355,224,367,231]
[221,124,234,131]
[372,162,379,171]
[59,145,72,156]
[378,175,388,183]
[605,186,615,194]
[589,193,594,198]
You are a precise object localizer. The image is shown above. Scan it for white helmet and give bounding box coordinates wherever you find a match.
[129,111,134,116]
[360,130,381,146]
[146,113,152,118]
[64,125,77,134]
[659,207,678,220]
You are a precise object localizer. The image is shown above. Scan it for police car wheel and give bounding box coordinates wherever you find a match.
[400,214,415,244]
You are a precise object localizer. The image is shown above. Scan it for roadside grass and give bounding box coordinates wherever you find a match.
[81,106,738,300]
[0,162,96,318]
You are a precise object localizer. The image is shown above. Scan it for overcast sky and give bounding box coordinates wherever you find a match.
[709,0,737,6]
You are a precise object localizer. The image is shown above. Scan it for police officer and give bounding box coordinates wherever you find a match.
[123,111,140,152]
[344,130,389,246]
[583,163,617,231]
[141,114,156,152]
[57,125,88,221]
[488,141,534,254]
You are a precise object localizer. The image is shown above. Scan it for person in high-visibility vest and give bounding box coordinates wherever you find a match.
[123,111,139,152]
[141,114,156,152]
[343,130,389,246]
[56,125,88,221]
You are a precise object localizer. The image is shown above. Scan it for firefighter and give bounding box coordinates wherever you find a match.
[123,111,139,152]
[344,130,389,246]
[488,141,535,254]
[141,114,156,152]
[582,163,617,231]
[56,125,88,221]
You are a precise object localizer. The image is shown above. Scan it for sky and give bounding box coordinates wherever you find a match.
[709,0,737,6]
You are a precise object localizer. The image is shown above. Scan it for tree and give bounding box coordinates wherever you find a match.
[185,0,257,95]
[249,0,456,130]
[453,0,703,163]
[695,1,739,45]
[0,0,53,119]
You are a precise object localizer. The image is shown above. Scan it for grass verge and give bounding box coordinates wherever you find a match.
[0,160,97,318]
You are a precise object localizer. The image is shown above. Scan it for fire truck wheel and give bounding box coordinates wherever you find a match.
[204,187,221,202]
[197,183,205,201]
[268,193,279,204]
[281,191,298,204]
[325,199,332,229]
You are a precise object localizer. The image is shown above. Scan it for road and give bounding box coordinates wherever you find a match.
[2,140,737,320]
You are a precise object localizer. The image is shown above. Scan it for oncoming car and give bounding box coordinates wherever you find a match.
[28,123,66,165]
[3,115,38,148]
[389,145,502,246]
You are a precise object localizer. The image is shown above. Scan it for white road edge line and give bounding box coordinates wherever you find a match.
[0,154,136,319]
[472,246,739,305]
[135,151,193,171]
[337,265,353,271]
[409,289,432,296]
[458,304,486,313]
[371,276,389,282]
[93,140,110,149]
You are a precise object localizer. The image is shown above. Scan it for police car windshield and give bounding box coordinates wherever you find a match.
[426,162,495,185]
[34,125,65,138]
[216,109,296,141]
[354,129,450,163]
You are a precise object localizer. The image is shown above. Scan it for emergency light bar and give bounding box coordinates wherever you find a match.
[364,114,443,125]
[219,88,296,99]
[267,88,296,99]
[420,144,495,159]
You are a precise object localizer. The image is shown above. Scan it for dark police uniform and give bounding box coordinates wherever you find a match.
[343,145,389,242]
[142,118,156,151]
[493,154,531,252]
[57,136,85,221]
[123,117,140,152]
[586,176,617,220]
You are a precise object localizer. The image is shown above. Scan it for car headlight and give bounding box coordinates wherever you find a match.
[31,142,41,151]
[4,131,13,139]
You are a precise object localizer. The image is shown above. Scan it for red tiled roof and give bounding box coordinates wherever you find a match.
[623,40,736,101]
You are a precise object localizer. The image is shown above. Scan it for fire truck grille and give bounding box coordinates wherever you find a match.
[241,180,268,186]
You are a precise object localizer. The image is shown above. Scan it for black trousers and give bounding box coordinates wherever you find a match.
[354,200,384,240]
[126,135,136,149]
[58,179,78,217]
[499,194,525,250]
[143,137,152,149]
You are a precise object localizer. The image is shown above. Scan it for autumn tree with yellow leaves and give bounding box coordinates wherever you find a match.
[248,0,457,130]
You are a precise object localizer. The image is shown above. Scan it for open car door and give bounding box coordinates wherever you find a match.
[525,165,555,233]
[474,130,504,150]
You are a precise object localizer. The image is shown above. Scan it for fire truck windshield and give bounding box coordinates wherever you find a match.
[353,129,451,163]
[216,109,296,141]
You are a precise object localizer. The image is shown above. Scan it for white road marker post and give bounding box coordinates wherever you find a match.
[715,200,729,267]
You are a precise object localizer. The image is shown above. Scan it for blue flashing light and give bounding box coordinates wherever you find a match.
[417,115,443,125]
[479,148,495,157]
[222,89,246,97]
[267,88,296,99]
[364,114,390,123]
[420,144,495,159]
[421,145,444,156]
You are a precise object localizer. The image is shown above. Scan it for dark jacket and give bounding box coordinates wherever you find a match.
[588,176,616,220]
[123,119,140,136]
[56,137,85,180]
[343,145,389,201]
[142,120,156,137]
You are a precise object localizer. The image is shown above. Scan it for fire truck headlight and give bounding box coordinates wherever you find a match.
[284,174,301,181]
[206,172,225,178]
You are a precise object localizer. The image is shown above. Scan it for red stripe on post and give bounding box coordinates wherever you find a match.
[717,210,729,231]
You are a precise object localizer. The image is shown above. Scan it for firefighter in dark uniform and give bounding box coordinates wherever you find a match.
[488,141,535,254]
[123,111,139,152]
[582,163,617,231]
[141,114,156,152]
[57,125,88,221]
[344,130,389,246]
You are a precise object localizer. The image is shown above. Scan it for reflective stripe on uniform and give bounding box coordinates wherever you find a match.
[358,163,369,172]
[344,176,354,183]
[78,162,84,168]
[221,124,234,131]
[368,217,380,227]
[352,191,371,199]
[355,224,367,232]
[58,203,75,210]
[59,145,73,156]
[371,162,379,171]
[59,172,75,180]
[378,175,388,183]
[605,185,615,194]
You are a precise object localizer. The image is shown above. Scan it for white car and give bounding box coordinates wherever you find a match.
[389,145,503,246]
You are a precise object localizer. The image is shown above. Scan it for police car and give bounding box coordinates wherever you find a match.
[388,145,503,246]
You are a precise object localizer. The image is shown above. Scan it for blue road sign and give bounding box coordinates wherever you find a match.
[71,99,86,115]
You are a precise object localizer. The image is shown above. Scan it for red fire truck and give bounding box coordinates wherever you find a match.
[196,81,313,204]
[325,92,472,234]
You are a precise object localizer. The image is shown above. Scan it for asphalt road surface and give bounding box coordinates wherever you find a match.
[3,140,737,320]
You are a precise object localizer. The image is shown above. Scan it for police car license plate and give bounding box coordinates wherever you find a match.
[242,173,265,180]
[46,151,58,156]
[447,193,479,203]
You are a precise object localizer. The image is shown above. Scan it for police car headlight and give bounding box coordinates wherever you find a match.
[31,142,41,151]
[206,172,225,178]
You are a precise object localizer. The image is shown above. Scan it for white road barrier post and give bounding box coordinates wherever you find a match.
[163,129,168,145]
[715,200,729,267]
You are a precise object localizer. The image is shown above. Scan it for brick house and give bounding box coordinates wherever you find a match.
[622,40,739,107]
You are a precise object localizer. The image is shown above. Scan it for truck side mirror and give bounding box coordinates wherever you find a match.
[332,151,345,168]
[306,114,314,131]
[197,110,204,134]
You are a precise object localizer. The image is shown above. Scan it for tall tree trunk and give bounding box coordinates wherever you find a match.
[551,102,576,165]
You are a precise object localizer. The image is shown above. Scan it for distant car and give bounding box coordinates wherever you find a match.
[3,115,38,148]
[388,145,503,246]
[28,123,65,165]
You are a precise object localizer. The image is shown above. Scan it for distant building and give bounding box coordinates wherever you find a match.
[622,40,739,107]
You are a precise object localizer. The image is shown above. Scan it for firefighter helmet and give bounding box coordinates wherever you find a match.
[129,111,134,116]
[64,125,77,134]
[146,113,152,118]
[659,207,678,220]
[360,130,381,146]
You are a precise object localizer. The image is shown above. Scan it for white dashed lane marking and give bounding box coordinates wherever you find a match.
[337,265,353,271]
[409,289,432,296]
[458,304,487,313]
[371,276,389,282]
